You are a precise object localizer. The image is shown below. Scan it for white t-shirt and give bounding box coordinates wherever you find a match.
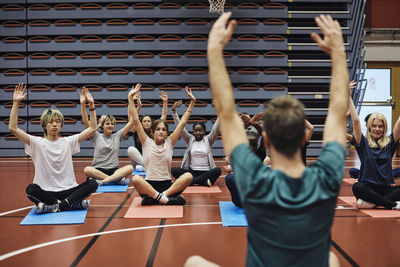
[142,137,173,181]
[25,134,80,191]
[190,139,210,171]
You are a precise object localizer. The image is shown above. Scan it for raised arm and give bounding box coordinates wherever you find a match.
[9,83,30,145]
[207,12,248,158]
[171,100,191,142]
[78,87,97,143]
[304,119,314,143]
[128,84,147,145]
[311,15,349,148]
[121,91,136,138]
[160,90,168,121]
[80,86,90,128]
[169,87,196,146]
[128,91,141,134]
[348,95,362,145]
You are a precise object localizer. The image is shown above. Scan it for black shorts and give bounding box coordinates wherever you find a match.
[139,180,182,197]
[95,167,119,176]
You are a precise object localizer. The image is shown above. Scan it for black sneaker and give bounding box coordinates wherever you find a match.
[35,202,59,214]
[141,196,159,206]
[166,195,186,205]
[69,200,89,210]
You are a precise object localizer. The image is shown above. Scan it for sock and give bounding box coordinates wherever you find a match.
[95,179,103,186]
[153,192,168,204]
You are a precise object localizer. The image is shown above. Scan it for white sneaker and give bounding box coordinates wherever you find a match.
[356,199,376,209]
[392,201,400,211]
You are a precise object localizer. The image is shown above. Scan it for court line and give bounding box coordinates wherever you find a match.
[0,221,222,262]
[71,188,136,266]
[0,206,34,217]
[146,219,166,267]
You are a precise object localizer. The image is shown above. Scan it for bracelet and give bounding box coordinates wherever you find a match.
[186,110,192,113]
[89,107,95,111]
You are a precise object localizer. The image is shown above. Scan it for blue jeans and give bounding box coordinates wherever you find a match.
[225,173,242,208]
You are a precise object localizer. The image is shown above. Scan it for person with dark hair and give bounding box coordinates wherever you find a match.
[129,85,195,205]
[170,100,221,186]
[348,95,400,210]
[81,86,136,185]
[208,13,348,266]
[127,90,168,169]
[9,83,99,214]
[348,113,400,179]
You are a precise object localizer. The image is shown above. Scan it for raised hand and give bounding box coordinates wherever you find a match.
[349,80,357,91]
[250,112,263,125]
[79,86,87,104]
[185,86,196,102]
[310,15,344,55]
[129,83,141,99]
[171,100,182,111]
[208,12,237,50]
[160,90,168,102]
[13,83,27,103]
[82,86,94,104]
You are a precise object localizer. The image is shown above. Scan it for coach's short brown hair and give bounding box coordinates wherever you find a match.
[263,95,305,157]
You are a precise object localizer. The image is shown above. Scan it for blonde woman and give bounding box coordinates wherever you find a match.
[81,86,136,185]
[349,96,400,210]
[9,83,98,214]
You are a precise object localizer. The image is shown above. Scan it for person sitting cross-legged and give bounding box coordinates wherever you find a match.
[129,84,195,205]
[170,100,222,187]
[81,86,135,185]
[9,84,99,214]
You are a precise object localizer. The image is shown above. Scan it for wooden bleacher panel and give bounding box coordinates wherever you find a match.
[0,0,365,157]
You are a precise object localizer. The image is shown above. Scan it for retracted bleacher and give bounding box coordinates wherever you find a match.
[0,0,366,157]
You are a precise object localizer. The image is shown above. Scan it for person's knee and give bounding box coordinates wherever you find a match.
[213,167,222,177]
[26,183,40,195]
[329,251,340,267]
[132,175,143,184]
[181,172,193,182]
[126,164,134,173]
[87,179,99,191]
[184,255,220,267]
[83,166,93,175]
[352,182,362,195]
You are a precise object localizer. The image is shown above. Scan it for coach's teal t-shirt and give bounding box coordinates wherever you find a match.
[230,142,345,267]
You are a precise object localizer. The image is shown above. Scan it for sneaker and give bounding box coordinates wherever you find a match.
[136,165,145,172]
[392,201,400,211]
[166,195,186,205]
[356,198,376,209]
[69,200,89,210]
[206,179,212,187]
[141,196,159,206]
[35,202,59,214]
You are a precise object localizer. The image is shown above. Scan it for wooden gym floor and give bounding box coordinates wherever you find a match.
[0,149,400,267]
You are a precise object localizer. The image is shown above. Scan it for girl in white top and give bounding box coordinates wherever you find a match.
[81,86,137,185]
[9,83,99,214]
[129,85,195,205]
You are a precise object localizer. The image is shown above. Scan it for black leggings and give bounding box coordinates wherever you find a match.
[171,167,222,186]
[26,179,98,209]
[352,182,400,209]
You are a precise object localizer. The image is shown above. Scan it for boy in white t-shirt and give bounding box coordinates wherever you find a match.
[9,83,99,214]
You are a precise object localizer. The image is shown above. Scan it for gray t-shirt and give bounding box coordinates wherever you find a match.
[91,129,124,169]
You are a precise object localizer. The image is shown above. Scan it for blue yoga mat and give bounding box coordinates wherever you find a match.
[219,201,248,227]
[132,169,146,176]
[96,178,130,193]
[20,201,90,225]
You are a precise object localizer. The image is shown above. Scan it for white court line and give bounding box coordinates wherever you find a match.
[0,206,34,217]
[0,221,222,261]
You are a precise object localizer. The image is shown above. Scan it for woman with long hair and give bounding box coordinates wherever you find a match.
[349,96,400,210]
[129,85,195,205]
